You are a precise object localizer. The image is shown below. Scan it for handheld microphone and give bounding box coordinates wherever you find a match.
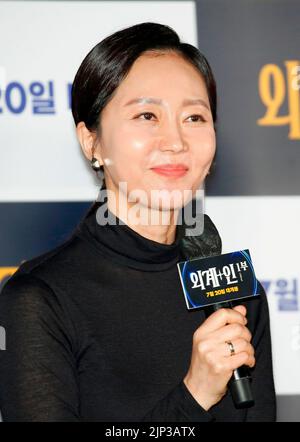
[177,248,259,409]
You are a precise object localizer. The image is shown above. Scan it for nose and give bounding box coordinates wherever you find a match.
[158,121,187,153]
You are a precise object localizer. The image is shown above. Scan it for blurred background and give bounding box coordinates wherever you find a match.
[0,0,299,421]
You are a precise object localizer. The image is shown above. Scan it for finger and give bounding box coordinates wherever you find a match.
[223,339,254,358]
[199,308,247,335]
[223,352,256,372]
[232,304,247,319]
[213,323,252,343]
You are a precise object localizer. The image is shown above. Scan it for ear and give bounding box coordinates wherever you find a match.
[76,122,104,166]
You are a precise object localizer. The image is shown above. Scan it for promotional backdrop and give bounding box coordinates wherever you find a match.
[0,0,299,421]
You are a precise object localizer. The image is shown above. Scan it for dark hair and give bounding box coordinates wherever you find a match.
[71,22,217,133]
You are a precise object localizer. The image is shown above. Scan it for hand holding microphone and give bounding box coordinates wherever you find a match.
[183,304,255,411]
[177,249,260,409]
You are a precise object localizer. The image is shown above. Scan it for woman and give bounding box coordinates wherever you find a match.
[0,22,276,422]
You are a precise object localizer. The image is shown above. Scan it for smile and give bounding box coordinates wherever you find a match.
[151,164,188,178]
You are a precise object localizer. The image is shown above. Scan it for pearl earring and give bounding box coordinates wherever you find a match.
[91,157,101,171]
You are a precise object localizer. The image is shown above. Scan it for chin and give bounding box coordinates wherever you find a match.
[148,195,187,213]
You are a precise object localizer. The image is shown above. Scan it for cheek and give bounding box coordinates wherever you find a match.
[102,130,146,180]
[192,129,216,167]
[119,125,154,162]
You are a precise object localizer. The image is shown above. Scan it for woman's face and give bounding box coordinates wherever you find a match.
[96,51,216,211]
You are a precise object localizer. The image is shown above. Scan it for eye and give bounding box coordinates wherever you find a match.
[134,112,207,123]
[135,112,156,121]
[187,114,206,123]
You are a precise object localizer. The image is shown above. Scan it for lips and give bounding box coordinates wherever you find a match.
[152,164,188,170]
[151,164,189,178]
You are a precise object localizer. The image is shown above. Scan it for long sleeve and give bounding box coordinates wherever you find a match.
[244,284,277,421]
[141,380,214,422]
[0,273,80,422]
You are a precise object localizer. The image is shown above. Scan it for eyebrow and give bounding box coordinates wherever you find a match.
[124,97,210,111]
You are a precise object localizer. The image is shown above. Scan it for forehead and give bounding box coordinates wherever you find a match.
[114,51,209,103]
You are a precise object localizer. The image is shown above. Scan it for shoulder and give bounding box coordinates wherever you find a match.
[0,271,62,321]
[0,232,89,322]
[15,233,84,278]
[3,226,96,296]
[0,266,80,355]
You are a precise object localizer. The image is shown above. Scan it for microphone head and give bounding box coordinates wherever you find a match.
[179,213,222,260]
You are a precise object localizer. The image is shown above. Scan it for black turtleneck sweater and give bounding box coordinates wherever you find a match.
[0,198,276,422]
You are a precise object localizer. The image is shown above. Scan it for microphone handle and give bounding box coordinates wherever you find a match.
[205,301,255,409]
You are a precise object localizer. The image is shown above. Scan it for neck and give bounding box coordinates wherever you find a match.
[106,192,180,245]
